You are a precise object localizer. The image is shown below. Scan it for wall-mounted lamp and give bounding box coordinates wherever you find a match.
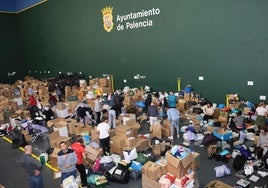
[7,71,16,77]
[134,74,146,80]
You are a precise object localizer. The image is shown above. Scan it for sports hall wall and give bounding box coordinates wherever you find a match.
[0,14,26,84]
[1,0,268,104]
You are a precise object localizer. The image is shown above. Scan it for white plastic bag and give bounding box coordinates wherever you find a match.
[62,175,79,188]
[123,147,137,162]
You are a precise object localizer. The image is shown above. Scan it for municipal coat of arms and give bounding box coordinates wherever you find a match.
[101,6,114,32]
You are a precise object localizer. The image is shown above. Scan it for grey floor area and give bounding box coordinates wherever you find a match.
[1,118,268,188]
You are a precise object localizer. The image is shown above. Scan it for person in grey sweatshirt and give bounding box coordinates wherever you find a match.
[57,141,78,185]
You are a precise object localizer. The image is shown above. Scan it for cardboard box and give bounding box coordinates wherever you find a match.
[49,131,70,148]
[142,161,163,180]
[90,129,99,140]
[218,116,228,125]
[21,130,31,143]
[125,137,136,147]
[56,102,67,110]
[85,145,103,161]
[53,121,68,137]
[152,145,161,156]
[205,180,233,188]
[73,123,91,136]
[150,123,162,139]
[155,159,168,175]
[178,99,187,112]
[142,174,161,188]
[115,126,134,138]
[213,108,221,119]
[166,150,194,178]
[111,144,122,155]
[206,125,218,133]
[49,147,61,168]
[47,118,66,128]
[56,108,69,118]
[192,152,200,171]
[161,127,170,137]
[135,138,150,152]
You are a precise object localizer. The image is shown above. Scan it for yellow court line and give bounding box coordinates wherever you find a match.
[2,136,58,172]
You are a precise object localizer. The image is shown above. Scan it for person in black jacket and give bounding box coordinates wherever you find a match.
[21,145,43,188]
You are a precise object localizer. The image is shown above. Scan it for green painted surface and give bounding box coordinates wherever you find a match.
[1,0,268,104]
[0,14,26,83]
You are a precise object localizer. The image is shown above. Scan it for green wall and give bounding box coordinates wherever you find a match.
[6,0,268,104]
[0,13,26,83]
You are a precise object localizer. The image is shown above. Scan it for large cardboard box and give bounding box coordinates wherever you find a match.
[192,152,200,171]
[115,126,134,138]
[73,123,91,136]
[110,136,125,154]
[161,127,170,137]
[151,123,162,139]
[205,180,232,188]
[142,174,161,188]
[166,151,194,178]
[49,131,70,148]
[111,144,122,155]
[47,118,66,128]
[90,129,99,140]
[56,108,69,118]
[178,99,187,112]
[53,121,68,137]
[124,137,136,148]
[85,145,103,161]
[135,138,150,152]
[49,147,61,168]
[142,161,163,180]
[155,159,168,175]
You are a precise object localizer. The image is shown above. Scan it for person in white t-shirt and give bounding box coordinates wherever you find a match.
[203,102,214,122]
[97,116,110,155]
[255,102,267,130]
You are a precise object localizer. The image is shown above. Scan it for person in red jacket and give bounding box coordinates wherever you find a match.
[29,94,37,107]
[71,135,88,188]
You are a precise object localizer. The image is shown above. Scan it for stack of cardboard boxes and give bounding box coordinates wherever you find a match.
[142,145,200,188]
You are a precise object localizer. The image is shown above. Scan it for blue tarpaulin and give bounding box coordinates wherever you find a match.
[0,0,47,13]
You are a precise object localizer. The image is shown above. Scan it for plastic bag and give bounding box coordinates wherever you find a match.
[214,165,231,177]
[63,175,79,188]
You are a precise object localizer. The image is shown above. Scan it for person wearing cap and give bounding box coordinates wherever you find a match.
[147,102,159,126]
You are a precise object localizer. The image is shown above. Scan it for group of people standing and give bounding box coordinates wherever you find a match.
[146,91,180,140]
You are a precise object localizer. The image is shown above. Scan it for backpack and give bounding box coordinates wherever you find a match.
[77,107,93,118]
[201,134,218,147]
[232,155,247,171]
[109,166,130,184]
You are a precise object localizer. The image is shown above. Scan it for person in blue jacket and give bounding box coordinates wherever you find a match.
[167,91,177,108]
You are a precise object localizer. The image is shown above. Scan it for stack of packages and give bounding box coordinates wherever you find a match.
[142,145,200,188]
[47,117,92,169]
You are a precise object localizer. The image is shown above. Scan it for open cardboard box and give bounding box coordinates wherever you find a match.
[49,130,71,148]
[166,150,194,178]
